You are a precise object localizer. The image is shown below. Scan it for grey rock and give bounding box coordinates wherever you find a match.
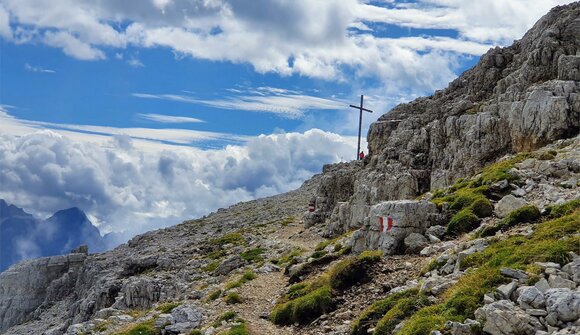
[214,256,246,276]
[562,259,580,284]
[257,263,281,273]
[527,309,548,317]
[535,262,561,270]
[535,278,551,294]
[545,288,580,322]
[154,314,173,328]
[404,233,430,254]
[548,274,576,289]
[445,319,480,335]
[495,195,528,218]
[171,304,203,327]
[426,225,447,238]
[517,286,546,309]
[497,281,519,300]
[351,200,441,255]
[475,300,544,335]
[501,267,530,281]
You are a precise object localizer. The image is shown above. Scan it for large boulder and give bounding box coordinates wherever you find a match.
[351,200,441,255]
[495,195,527,218]
[545,288,580,323]
[475,300,544,335]
[214,256,246,276]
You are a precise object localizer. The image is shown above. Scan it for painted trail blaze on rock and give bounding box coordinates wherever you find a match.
[352,200,442,255]
[379,215,394,233]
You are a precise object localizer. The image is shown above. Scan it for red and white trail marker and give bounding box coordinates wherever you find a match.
[379,216,393,233]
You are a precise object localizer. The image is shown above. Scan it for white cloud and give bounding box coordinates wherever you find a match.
[138,113,205,124]
[0,126,356,238]
[133,88,347,119]
[24,63,56,73]
[0,4,11,40]
[127,58,144,67]
[43,31,106,60]
[2,0,571,95]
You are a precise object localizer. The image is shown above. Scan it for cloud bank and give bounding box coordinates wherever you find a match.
[0,128,357,237]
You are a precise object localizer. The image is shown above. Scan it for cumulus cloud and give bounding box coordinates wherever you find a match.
[0,128,356,238]
[2,0,571,94]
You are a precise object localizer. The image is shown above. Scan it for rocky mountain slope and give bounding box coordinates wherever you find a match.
[0,3,579,335]
[0,201,106,272]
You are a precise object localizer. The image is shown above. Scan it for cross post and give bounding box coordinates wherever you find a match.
[349,95,373,160]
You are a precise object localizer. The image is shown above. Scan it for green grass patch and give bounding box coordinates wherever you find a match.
[225,292,242,304]
[479,205,541,237]
[392,210,579,335]
[273,247,303,266]
[544,199,580,219]
[225,270,257,290]
[271,251,382,325]
[207,289,222,301]
[203,260,220,273]
[374,292,431,335]
[221,322,250,335]
[280,216,295,226]
[213,311,238,327]
[156,302,180,314]
[537,150,557,160]
[310,250,328,259]
[446,209,480,236]
[113,320,156,335]
[210,233,245,246]
[240,248,264,263]
[350,289,418,335]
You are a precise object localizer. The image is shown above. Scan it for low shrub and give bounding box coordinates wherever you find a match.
[480,205,541,237]
[240,248,264,263]
[271,286,333,325]
[469,198,493,218]
[223,322,250,335]
[310,250,328,259]
[225,292,242,304]
[446,209,480,236]
[544,199,580,219]
[350,289,418,335]
[225,270,257,290]
[113,321,156,335]
[330,250,382,290]
[374,293,431,335]
[537,150,557,160]
[207,289,222,301]
[210,233,245,246]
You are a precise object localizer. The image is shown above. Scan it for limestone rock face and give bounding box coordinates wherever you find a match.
[475,300,544,335]
[0,253,86,331]
[312,3,580,237]
[351,200,441,254]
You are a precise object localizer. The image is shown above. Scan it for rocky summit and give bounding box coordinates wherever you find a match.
[1,3,579,335]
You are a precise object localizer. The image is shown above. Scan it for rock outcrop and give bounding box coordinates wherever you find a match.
[310,3,579,238]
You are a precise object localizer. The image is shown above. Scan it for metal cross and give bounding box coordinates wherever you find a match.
[349,95,373,160]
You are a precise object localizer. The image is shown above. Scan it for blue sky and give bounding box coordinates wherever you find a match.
[0,0,573,238]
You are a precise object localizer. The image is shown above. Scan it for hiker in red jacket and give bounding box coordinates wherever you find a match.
[359,151,365,160]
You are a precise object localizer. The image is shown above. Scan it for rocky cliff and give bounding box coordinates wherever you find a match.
[310,3,579,238]
[0,3,579,335]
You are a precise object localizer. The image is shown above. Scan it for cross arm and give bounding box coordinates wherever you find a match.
[349,105,374,113]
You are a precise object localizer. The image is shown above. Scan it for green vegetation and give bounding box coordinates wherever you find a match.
[470,198,494,218]
[207,289,222,301]
[310,250,328,259]
[225,292,242,304]
[203,260,220,272]
[446,209,480,236]
[544,199,580,219]
[221,322,250,335]
[156,302,180,313]
[210,233,245,246]
[189,330,203,335]
[315,240,332,251]
[113,320,156,335]
[350,289,419,335]
[225,270,257,290]
[273,247,303,266]
[480,205,541,237]
[280,216,295,226]
[389,209,579,335]
[374,292,431,335]
[271,251,382,325]
[537,150,557,160]
[214,311,237,326]
[240,248,264,263]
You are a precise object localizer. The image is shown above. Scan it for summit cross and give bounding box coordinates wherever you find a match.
[349,94,373,160]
